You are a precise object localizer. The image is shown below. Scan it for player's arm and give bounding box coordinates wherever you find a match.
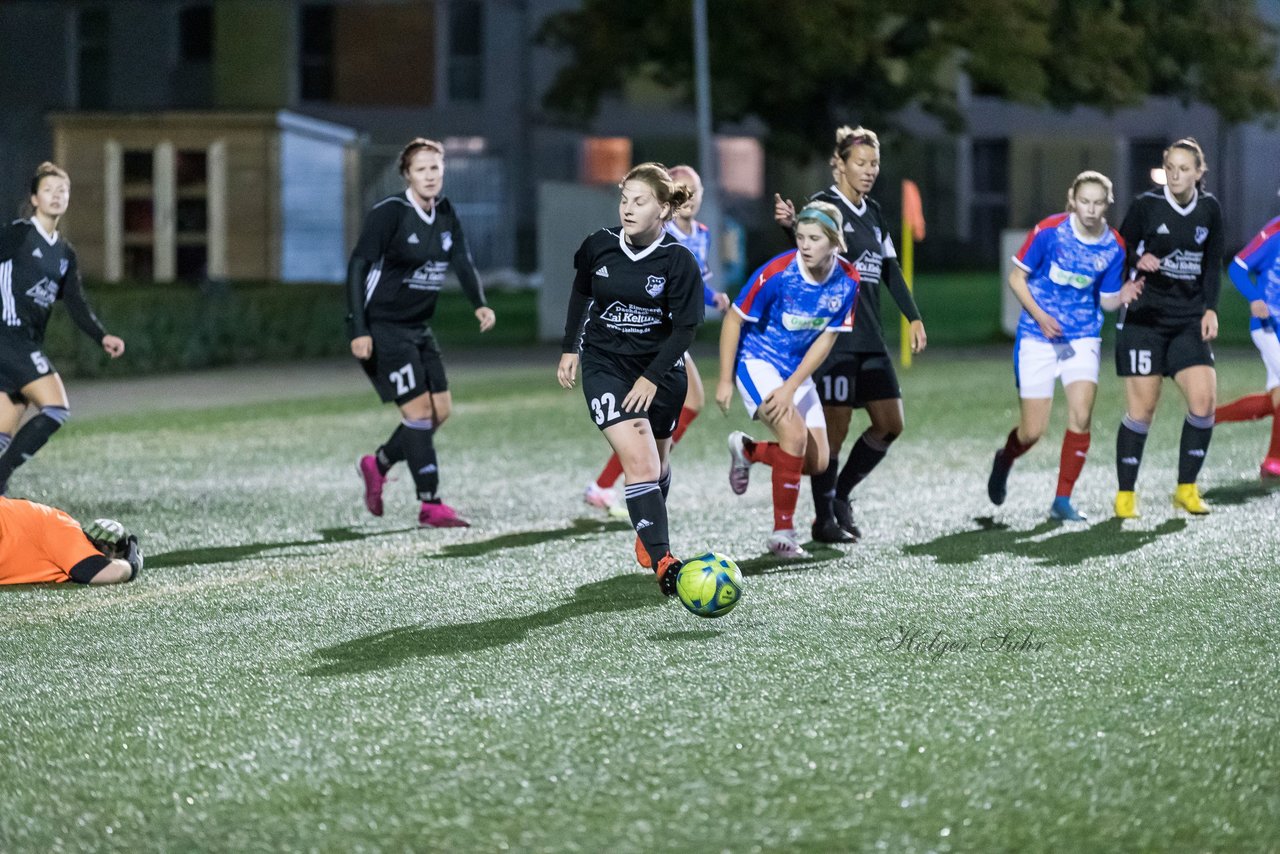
[63,520,143,584]
[448,215,494,332]
[1100,246,1140,312]
[880,253,925,353]
[640,253,703,388]
[58,249,113,346]
[1008,262,1062,339]
[788,329,838,388]
[557,243,595,389]
[715,308,744,414]
[346,203,398,345]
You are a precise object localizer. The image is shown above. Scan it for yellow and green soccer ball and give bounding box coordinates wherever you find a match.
[675,552,742,618]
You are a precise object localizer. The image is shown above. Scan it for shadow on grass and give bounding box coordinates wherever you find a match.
[648,629,722,642]
[147,525,419,569]
[735,543,847,577]
[306,573,663,676]
[436,517,630,558]
[904,516,1187,568]
[1202,480,1280,507]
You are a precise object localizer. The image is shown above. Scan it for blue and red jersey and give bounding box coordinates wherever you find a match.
[664,219,718,307]
[733,250,859,376]
[1011,213,1125,342]
[1231,216,1280,331]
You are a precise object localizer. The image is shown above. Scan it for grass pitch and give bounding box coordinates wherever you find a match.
[1,349,1278,852]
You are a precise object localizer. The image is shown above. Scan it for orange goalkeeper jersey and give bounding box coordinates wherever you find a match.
[0,497,103,585]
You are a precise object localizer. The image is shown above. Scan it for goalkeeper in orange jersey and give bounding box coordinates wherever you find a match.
[0,498,141,586]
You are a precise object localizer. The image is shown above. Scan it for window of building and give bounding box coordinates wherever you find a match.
[77,7,111,109]
[179,4,213,63]
[175,150,209,281]
[579,138,631,185]
[970,138,1009,263]
[716,137,764,198]
[447,0,484,102]
[300,3,335,101]
[121,150,155,280]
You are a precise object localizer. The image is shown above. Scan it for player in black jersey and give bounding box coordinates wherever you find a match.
[347,139,494,528]
[1113,138,1223,519]
[0,162,125,495]
[558,163,703,596]
[774,126,927,542]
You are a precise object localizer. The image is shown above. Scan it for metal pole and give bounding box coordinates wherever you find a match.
[693,0,722,280]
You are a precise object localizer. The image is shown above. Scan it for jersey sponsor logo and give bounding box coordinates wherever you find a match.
[441,231,453,252]
[781,312,831,331]
[853,249,883,283]
[595,266,609,278]
[31,247,42,259]
[1194,226,1208,245]
[407,260,450,288]
[1047,261,1094,290]
[25,277,59,308]
[1156,223,1171,235]
[599,300,664,332]
[1159,249,1204,280]
[645,275,665,297]
[407,233,420,244]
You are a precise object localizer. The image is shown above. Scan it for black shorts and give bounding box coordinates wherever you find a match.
[0,334,54,397]
[814,351,900,407]
[580,349,687,440]
[1115,321,1214,378]
[360,323,448,404]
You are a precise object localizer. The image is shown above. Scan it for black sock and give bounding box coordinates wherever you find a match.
[0,406,68,488]
[1178,413,1214,484]
[401,417,439,502]
[1116,415,1150,492]
[624,480,669,565]
[836,431,891,499]
[811,455,838,521]
[376,424,412,474]
[658,466,672,500]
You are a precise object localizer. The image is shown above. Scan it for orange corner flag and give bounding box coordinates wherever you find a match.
[902,180,925,241]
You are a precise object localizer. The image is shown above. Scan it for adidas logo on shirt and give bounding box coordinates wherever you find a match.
[595,266,609,277]
[31,247,42,258]
[408,233,420,244]
[1156,223,1171,235]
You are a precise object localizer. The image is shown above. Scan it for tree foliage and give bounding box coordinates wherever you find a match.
[538,0,1280,157]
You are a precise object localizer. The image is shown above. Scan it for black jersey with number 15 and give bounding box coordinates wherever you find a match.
[566,227,703,359]
[1118,187,1224,327]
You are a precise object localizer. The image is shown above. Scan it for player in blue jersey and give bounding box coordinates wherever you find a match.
[715,201,860,558]
[1213,211,1280,478]
[986,172,1139,520]
[583,165,730,516]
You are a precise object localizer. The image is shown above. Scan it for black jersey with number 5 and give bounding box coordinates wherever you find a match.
[0,219,107,345]
[563,227,703,383]
[347,191,485,336]
[1118,187,1224,327]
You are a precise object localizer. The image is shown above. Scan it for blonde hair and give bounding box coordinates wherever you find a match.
[1066,170,1114,209]
[398,138,445,175]
[834,125,880,162]
[795,200,846,252]
[620,162,693,220]
[30,161,69,195]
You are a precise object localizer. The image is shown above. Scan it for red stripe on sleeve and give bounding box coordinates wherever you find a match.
[739,251,795,316]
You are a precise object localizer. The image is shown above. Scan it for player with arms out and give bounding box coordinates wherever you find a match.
[583,164,730,516]
[348,139,495,528]
[717,201,860,558]
[986,171,1137,520]
[558,163,703,596]
[1112,137,1223,517]
[0,500,141,586]
[1213,208,1280,479]
[774,127,926,543]
[0,162,125,495]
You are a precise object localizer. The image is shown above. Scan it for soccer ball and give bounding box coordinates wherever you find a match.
[675,552,743,618]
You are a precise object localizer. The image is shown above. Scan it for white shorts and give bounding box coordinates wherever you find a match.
[735,358,827,429]
[1015,336,1102,399]
[1252,326,1280,391]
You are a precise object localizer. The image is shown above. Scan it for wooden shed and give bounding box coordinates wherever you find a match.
[49,110,360,283]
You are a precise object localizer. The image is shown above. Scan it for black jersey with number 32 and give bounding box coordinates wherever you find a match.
[0,219,106,344]
[1118,187,1224,327]
[567,228,703,362]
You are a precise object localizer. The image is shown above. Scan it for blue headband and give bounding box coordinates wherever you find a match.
[796,208,840,234]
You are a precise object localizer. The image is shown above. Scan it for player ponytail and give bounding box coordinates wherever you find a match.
[29,161,69,196]
[1066,170,1114,211]
[398,138,445,175]
[1165,137,1208,191]
[795,200,846,252]
[834,125,880,163]
[621,163,692,222]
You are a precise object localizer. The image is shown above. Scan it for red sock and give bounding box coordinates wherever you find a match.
[596,454,624,489]
[1216,394,1274,423]
[743,438,776,466]
[670,407,699,445]
[1001,427,1036,461]
[770,450,804,531]
[1056,430,1091,498]
[1269,403,1280,460]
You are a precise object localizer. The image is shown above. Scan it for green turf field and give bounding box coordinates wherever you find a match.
[2,350,1278,852]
